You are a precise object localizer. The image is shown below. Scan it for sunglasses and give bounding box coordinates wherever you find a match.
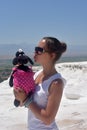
[35,47,48,55]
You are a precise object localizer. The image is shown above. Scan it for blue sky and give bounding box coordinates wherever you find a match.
[0,0,87,56]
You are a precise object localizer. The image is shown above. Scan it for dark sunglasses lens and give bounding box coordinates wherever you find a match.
[35,47,44,54]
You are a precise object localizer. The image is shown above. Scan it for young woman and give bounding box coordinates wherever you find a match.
[14,37,67,130]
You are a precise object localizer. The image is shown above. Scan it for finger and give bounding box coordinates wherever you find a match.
[16,87,24,92]
[13,89,18,98]
[13,88,19,92]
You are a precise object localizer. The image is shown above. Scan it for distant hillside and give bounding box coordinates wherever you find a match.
[64,44,87,57]
[0,43,36,58]
[0,43,87,59]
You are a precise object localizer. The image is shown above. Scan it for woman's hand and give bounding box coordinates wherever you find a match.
[13,88,27,103]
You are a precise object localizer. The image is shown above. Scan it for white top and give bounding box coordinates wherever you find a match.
[27,70,66,130]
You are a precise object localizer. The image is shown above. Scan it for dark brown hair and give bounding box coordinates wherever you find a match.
[42,37,67,61]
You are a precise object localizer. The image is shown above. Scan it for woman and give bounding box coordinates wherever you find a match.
[14,37,67,130]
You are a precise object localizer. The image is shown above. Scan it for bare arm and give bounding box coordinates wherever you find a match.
[14,79,63,125]
[29,79,63,125]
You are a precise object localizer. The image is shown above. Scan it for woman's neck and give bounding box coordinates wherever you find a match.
[42,64,57,77]
[35,64,57,83]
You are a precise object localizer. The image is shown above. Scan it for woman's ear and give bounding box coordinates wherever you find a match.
[50,53,56,59]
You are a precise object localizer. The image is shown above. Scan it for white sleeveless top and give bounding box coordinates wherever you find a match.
[27,69,66,130]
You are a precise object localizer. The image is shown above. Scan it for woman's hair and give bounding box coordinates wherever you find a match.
[42,37,67,61]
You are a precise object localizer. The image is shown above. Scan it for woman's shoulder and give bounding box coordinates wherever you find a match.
[50,72,66,87]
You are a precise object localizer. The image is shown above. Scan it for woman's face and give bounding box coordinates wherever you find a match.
[34,39,54,65]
